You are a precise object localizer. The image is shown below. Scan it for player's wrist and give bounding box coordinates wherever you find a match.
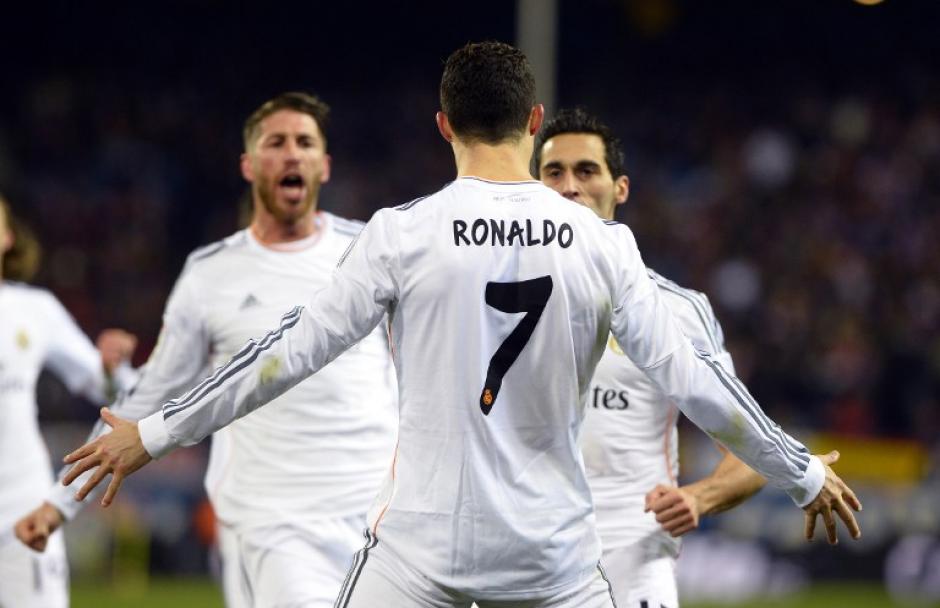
[682,480,714,516]
[138,411,174,459]
[791,455,826,508]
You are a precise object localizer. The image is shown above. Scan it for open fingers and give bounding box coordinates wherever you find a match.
[834,499,861,540]
[822,506,838,545]
[62,454,101,486]
[804,510,817,541]
[63,441,98,465]
[76,465,111,501]
[99,407,120,428]
[842,484,863,512]
[101,472,125,508]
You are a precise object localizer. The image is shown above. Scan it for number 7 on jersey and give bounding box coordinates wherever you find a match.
[480,275,553,415]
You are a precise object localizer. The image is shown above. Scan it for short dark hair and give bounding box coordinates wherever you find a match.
[243,92,330,150]
[532,108,626,179]
[440,41,536,145]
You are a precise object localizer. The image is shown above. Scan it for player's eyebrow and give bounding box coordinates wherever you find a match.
[542,160,566,171]
[574,160,602,171]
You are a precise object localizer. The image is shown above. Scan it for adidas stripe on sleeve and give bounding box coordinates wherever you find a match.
[137,210,398,459]
[605,224,823,506]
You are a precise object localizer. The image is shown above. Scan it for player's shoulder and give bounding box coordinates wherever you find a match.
[321,211,365,240]
[391,180,459,213]
[182,230,250,271]
[647,268,714,313]
[646,268,725,349]
[1,280,58,307]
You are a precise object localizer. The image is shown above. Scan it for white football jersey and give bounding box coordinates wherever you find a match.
[581,269,735,558]
[49,212,398,529]
[0,282,107,531]
[138,177,823,600]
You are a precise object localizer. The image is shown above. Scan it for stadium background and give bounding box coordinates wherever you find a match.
[3,0,939,605]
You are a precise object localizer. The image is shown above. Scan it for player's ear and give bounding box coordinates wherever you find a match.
[321,154,332,184]
[436,112,454,143]
[528,104,544,136]
[239,153,254,183]
[614,175,629,205]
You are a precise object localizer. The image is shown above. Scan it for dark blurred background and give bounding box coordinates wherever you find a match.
[3,0,939,605]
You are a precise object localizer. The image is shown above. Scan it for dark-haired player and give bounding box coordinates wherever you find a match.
[535,108,776,607]
[16,94,398,608]
[61,43,860,608]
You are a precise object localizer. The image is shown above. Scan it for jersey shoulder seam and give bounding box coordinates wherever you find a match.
[184,231,247,268]
[394,181,455,211]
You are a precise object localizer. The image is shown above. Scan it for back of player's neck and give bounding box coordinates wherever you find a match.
[455,143,534,182]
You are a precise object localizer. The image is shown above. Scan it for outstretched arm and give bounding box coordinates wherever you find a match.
[17,270,212,551]
[607,224,861,543]
[60,210,400,506]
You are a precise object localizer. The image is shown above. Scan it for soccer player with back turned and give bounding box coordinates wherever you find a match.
[59,42,861,608]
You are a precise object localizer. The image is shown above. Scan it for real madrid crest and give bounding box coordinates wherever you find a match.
[16,329,30,350]
[607,334,624,356]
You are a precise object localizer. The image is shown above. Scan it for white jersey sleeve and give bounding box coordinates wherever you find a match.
[137,210,398,459]
[40,293,107,404]
[647,269,735,373]
[47,258,212,519]
[605,224,823,506]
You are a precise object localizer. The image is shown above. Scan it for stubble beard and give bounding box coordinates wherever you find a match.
[255,176,320,225]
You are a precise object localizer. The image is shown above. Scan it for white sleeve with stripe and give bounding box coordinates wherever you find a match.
[138,210,399,459]
[649,269,736,374]
[608,226,824,507]
[41,292,108,404]
[47,268,212,519]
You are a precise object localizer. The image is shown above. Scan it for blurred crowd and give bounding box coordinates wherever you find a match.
[1,3,937,450]
[611,86,940,444]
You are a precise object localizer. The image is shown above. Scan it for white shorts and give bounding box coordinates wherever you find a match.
[218,514,366,608]
[602,542,678,608]
[0,529,69,608]
[335,529,617,608]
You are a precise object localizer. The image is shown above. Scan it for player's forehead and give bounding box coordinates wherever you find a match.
[540,132,606,167]
[256,109,323,140]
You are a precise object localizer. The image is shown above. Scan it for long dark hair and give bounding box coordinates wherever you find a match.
[0,195,41,282]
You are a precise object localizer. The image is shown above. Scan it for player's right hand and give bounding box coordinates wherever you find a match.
[802,450,862,545]
[14,501,64,552]
[62,407,152,508]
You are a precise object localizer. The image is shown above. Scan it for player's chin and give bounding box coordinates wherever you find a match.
[274,199,313,221]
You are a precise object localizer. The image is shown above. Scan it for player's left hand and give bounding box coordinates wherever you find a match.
[61,408,151,508]
[644,484,701,537]
[96,329,138,374]
[803,450,862,545]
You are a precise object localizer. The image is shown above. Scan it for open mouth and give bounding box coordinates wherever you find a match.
[278,173,306,201]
